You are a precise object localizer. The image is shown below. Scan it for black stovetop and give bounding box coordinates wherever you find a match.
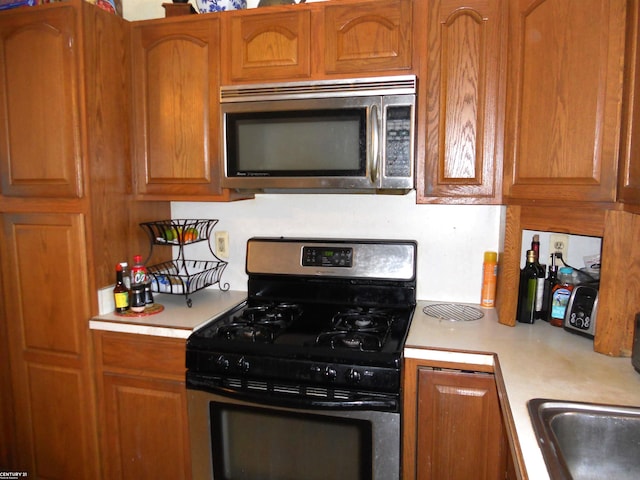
[187,297,414,366]
[186,238,417,395]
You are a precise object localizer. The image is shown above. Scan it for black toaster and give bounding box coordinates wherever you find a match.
[563,285,598,338]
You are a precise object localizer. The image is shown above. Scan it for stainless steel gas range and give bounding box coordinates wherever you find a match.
[186,237,417,480]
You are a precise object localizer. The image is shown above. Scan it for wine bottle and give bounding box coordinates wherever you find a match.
[542,253,558,322]
[530,235,546,320]
[517,250,543,324]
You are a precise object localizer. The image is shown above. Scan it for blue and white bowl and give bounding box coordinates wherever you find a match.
[195,0,246,13]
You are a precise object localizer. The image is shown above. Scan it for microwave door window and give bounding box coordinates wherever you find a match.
[227,109,367,176]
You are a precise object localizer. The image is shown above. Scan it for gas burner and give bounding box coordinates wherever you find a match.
[332,308,393,334]
[315,331,383,351]
[214,303,302,343]
[244,303,302,325]
[216,322,276,343]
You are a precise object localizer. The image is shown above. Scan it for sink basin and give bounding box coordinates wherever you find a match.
[528,398,640,480]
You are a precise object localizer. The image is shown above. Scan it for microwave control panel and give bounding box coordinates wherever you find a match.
[385,106,412,177]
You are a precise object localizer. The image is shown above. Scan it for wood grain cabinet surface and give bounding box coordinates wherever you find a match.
[0,212,100,479]
[323,0,413,75]
[223,9,311,82]
[131,17,236,200]
[402,360,507,480]
[503,0,627,204]
[0,2,170,477]
[221,0,413,84]
[0,4,82,199]
[415,0,506,204]
[618,0,640,211]
[93,331,191,480]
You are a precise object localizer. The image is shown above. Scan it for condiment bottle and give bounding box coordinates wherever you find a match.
[480,251,498,308]
[550,267,575,327]
[517,250,544,324]
[131,254,153,308]
[131,254,147,286]
[119,261,131,290]
[113,263,129,313]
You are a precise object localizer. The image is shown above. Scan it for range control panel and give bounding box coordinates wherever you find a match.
[302,246,353,268]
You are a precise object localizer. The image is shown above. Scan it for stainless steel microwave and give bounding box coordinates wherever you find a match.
[220,75,416,193]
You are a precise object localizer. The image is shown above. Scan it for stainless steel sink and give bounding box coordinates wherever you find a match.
[528,398,640,480]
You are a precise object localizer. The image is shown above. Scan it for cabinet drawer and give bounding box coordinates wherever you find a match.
[96,331,186,380]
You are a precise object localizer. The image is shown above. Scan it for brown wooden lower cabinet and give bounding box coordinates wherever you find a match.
[402,358,507,480]
[93,331,191,480]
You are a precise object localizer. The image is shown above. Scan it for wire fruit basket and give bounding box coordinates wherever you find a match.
[140,219,229,307]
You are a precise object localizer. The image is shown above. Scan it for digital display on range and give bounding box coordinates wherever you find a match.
[302,247,353,267]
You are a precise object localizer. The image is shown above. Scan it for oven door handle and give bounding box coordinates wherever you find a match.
[188,381,398,412]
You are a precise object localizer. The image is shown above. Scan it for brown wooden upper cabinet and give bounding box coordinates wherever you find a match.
[223,9,312,82]
[618,0,640,212]
[323,0,413,75]
[0,4,83,198]
[131,17,238,200]
[503,0,627,204]
[221,0,413,84]
[415,0,507,204]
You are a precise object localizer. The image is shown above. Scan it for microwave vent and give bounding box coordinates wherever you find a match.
[220,75,416,102]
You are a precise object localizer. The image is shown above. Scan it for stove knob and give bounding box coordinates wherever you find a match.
[215,355,230,370]
[325,367,337,381]
[310,365,323,381]
[237,357,250,373]
[346,368,361,384]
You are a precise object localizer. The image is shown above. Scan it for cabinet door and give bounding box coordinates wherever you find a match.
[324,0,412,74]
[131,18,223,198]
[95,332,191,480]
[0,212,100,479]
[223,10,311,83]
[102,374,191,480]
[416,0,506,204]
[0,5,83,198]
[403,363,506,480]
[503,0,627,203]
[618,0,640,209]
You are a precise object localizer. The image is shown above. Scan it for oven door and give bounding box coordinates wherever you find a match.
[187,388,400,480]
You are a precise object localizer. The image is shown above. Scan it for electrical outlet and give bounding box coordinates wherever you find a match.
[549,233,569,260]
[215,231,229,259]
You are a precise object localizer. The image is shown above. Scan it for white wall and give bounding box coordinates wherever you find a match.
[123,0,320,21]
[172,193,504,302]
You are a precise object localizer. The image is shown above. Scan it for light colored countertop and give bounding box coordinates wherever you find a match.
[407,300,640,480]
[89,289,247,339]
[89,294,640,479]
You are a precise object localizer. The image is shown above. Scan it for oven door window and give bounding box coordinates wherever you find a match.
[225,109,367,176]
[210,402,373,480]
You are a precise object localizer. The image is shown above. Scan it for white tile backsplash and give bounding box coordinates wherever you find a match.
[172,191,504,303]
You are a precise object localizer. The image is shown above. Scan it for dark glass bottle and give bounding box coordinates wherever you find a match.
[530,235,546,320]
[113,263,129,313]
[541,254,558,322]
[517,250,543,324]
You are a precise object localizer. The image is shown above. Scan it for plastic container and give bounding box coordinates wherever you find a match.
[481,251,498,308]
[131,254,153,306]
